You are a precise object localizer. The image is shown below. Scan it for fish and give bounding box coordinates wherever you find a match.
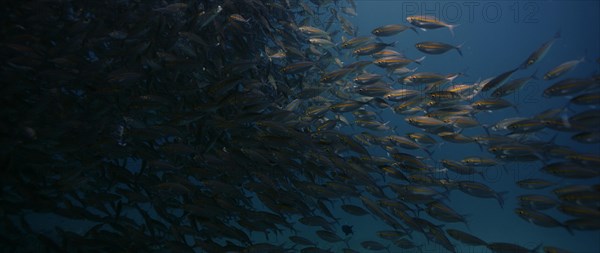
[340,36,375,49]
[372,49,405,59]
[309,38,336,48]
[543,78,595,97]
[516,179,557,189]
[481,67,520,92]
[281,61,315,74]
[557,204,600,218]
[372,24,417,36]
[330,100,369,112]
[471,98,517,112]
[426,200,469,226]
[360,240,389,251]
[341,225,354,236]
[405,116,449,129]
[415,41,463,56]
[341,204,370,216]
[354,73,383,85]
[443,159,484,178]
[403,72,460,85]
[518,195,558,210]
[487,242,542,253]
[320,68,354,83]
[228,14,251,23]
[541,162,600,178]
[569,91,600,106]
[4,1,600,252]
[491,71,537,97]
[374,56,425,69]
[544,57,586,80]
[458,181,507,208]
[515,208,574,234]
[521,31,561,69]
[299,25,330,38]
[543,246,574,253]
[290,236,317,246]
[406,15,459,36]
[353,42,397,56]
[446,229,488,246]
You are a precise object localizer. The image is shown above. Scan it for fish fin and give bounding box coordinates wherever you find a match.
[410,26,419,34]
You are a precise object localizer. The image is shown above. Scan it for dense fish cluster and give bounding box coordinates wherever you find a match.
[1,0,599,253]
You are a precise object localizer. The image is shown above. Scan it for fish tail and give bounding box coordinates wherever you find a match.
[564,224,575,236]
[455,42,465,56]
[410,26,419,34]
[455,47,463,57]
[447,23,459,37]
[414,56,426,65]
[497,191,508,209]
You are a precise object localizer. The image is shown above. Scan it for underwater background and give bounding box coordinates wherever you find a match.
[0,0,599,253]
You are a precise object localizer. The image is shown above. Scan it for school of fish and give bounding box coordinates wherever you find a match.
[0,0,599,253]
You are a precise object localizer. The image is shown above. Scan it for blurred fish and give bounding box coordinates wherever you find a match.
[491,71,537,97]
[521,31,561,69]
[458,181,506,208]
[446,228,487,246]
[543,78,595,97]
[481,67,520,92]
[516,179,557,189]
[544,57,585,80]
[487,242,542,253]
[361,240,389,251]
[515,208,573,234]
[518,195,558,210]
[543,246,573,253]
[342,225,354,236]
